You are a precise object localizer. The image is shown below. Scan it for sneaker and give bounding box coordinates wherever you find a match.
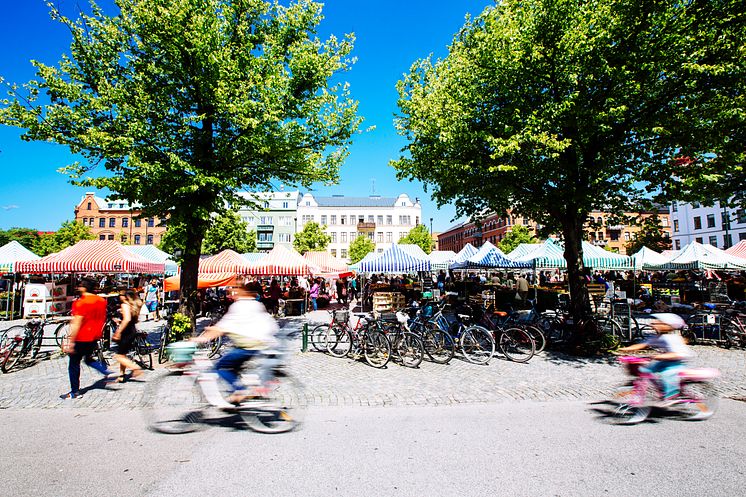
[688,410,714,421]
[658,395,681,408]
[60,392,82,399]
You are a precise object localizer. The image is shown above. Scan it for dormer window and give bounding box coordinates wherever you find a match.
[87,202,91,210]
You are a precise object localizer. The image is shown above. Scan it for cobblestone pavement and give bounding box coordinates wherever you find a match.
[1,313,745,410]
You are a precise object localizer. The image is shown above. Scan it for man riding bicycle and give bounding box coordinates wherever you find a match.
[193,281,278,404]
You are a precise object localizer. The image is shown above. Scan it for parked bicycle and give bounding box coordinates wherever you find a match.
[324,312,392,368]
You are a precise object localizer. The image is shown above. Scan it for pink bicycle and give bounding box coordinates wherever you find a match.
[611,356,720,424]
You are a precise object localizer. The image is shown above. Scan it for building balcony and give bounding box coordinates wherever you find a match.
[607,225,624,231]
[256,225,274,232]
[256,240,274,250]
[357,222,376,231]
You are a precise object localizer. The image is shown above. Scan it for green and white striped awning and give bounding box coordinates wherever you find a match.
[514,240,632,269]
[648,241,746,270]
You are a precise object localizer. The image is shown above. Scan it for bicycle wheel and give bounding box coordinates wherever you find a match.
[395,332,424,368]
[524,325,546,354]
[143,371,207,434]
[609,404,651,425]
[207,336,223,359]
[309,324,330,352]
[677,382,719,421]
[133,336,153,370]
[499,327,535,363]
[459,326,495,365]
[1,338,27,373]
[54,322,71,348]
[325,327,352,358]
[94,340,109,366]
[363,331,391,368]
[242,371,306,434]
[158,325,170,364]
[537,314,566,345]
[423,328,455,364]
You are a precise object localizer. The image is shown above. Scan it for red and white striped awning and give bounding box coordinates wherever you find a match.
[15,240,165,274]
[248,245,319,276]
[304,251,349,275]
[726,240,746,260]
[199,250,256,274]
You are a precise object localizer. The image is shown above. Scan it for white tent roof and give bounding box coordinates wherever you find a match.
[649,241,746,270]
[630,246,670,270]
[0,241,39,273]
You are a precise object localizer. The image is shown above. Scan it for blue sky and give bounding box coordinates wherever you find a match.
[0,0,490,232]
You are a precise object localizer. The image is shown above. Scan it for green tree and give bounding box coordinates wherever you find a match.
[498,225,538,255]
[0,228,41,250]
[0,0,361,319]
[202,211,256,254]
[349,235,374,264]
[624,215,672,256]
[33,221,94,256]
[398,224,433,254]
[293,221,330,254]
[393,0,742,334]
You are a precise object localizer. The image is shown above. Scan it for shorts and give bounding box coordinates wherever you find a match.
[146,301,158,312]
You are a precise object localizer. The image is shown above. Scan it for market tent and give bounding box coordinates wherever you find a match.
[429,250,457,270]
[507,243,542,260]
[725,240,746,259]
[304,251,349,275]
[199,249,256,274]
[399,244,430,259]
[247,245,319,275]
[513,239,632,269]
[513,240,566,267]
[359,243,431,273]
[581,242,633,270]
[16,240,164,274]
[241,253,267,264]
[127,245,179,275]
[164,272,237,292]
[451,243,479,264]
[630,246,670,270]
[450,242,529,269]
[648,241,746,270]
[348,251,379,271]
[661,250,680,259]
[0,241,39,273]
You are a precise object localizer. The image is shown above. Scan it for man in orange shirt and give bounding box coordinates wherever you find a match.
[61,278,112,399]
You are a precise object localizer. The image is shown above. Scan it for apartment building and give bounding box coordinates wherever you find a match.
[74,192,167,245]
[586,207,671,254]
[236,191,299,251]
[295,193,422,260]
[669,200,746,250]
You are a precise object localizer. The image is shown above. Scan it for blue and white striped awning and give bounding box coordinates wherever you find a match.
[429,250,457,270]
[359,244,431,273]
[451,243,478,264]
[507,243,542,260]
[126,244,179,275]
[451,242,529,269]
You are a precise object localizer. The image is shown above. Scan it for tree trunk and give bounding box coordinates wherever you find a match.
[178,221,207,329]
[560,213,590,343]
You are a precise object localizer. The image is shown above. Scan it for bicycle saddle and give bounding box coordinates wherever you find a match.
[492,311,508,317]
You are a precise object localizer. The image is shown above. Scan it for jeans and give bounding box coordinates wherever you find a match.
[215,348,259,393]
[311,297,318,311]
[642,360,684,398]
[68,341,110,394]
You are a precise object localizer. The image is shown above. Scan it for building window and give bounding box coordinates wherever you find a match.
[341,249,347,259]
[350,232,356,241]
[109,217,116,228]
[377,248,384,253]
[331,249,337,257]
[675,239,681,250]
[282,201,289,209]
[693,216,702,230]
[147,234,154,245]
[321,215,327,226]
[377,232,383,242]
[695,237,703,244]
[97,218,104,228]
[377,215,383,225]
[122,218,129,228]
[134,218,141,228]
[706,214,716,228]
[386,215,392,225]
[305,201,310,206]
[367,215,374,223]
[692,202,700,208]
[358,215,364,224]
[399,232,406,240]
[708,236,717,246]
[624,232,631,241]
[331,232,337,243]
[673,220,679,232]
[107,234,114,240]
[724,234,733,248]
[386,232,392,242]
[99,234,106,240]
[367,232,374,240]
[597,232,604,240]
[671,202,677,212]
[264,201,270,209]
[341,232,347,243]
[134,235,141,245]
[147,218,154,228]
[740,232,746,241]
[738,209,746,224]
[121,235,127,243]
[87,202,92,210]
[340,216,346,225]
[330,215,337,225]
[660,217,669,227]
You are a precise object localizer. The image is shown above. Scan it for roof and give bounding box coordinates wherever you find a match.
[451,242,529,269]
[247,245,318,276]
[200,250,256,274]
[359,243,431,273]
[126,245,179,275]
[312,196,399,207]
[0,241,40,273]
[15,240,164,274]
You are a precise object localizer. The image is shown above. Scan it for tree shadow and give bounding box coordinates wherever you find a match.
[539,349,619,368]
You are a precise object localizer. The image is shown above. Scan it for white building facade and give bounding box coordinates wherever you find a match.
[669,200,746,251]
[236,191,299,251]
[296,193,423,260]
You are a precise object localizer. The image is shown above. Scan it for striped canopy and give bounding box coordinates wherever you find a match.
[725,240,746,259]
[514,240,566,267]
[164,272,237,292]
[241,253,267,264]
[648,241,746,270]
[661,249,680,259]
[507,243,542,260]
[0,241,39,273]
[451,243,479,264]
[127,245,179,275]
[630,246,670,270]
[398,244,430,259]
[581,242,633,270]
[348,251,379,271]
[304,251,349,275]
[451,242,529,269]
[199,249,256,274]
[15,240,164,274]
[247,245,318,275]
[359,243,431,273]
[429,250,457,270]
[514,239,632,269]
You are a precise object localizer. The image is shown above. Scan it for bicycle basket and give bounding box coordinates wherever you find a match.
[166,341,197,363]
[333,310,349,324]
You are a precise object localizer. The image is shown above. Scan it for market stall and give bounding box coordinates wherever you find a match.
[630,246,670,271]
[127,244,179,275]
[358,244,431,313]
[725,240,746,259]
[304,251,350,277]
[429,250,457,271]
[247,245,319,276]
[0,241,40,319]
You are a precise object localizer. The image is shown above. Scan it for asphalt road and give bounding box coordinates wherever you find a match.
[3,400,745,497]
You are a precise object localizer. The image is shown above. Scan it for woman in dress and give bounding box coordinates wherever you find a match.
[111,290,144,382]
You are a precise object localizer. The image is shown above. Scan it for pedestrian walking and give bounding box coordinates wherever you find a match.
[111,290,145,383]
[61,278,112,399]
[144,278,160,321]
[310,278,320,311]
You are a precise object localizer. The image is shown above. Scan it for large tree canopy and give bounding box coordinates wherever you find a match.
[393,0,743,332]
[292,221,330,254]
[0,0,361,318]
[34,220,95,256]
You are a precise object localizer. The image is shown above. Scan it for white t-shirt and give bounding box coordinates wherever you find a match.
[215,299,279,350]
[645,333,695,359]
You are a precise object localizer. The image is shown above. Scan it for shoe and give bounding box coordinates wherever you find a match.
[60,392,82,399]
[116,375,126,383]
[658,395,681,408]
[688,410,714,421]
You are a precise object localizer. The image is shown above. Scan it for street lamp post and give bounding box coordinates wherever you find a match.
[429,217,433,234]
